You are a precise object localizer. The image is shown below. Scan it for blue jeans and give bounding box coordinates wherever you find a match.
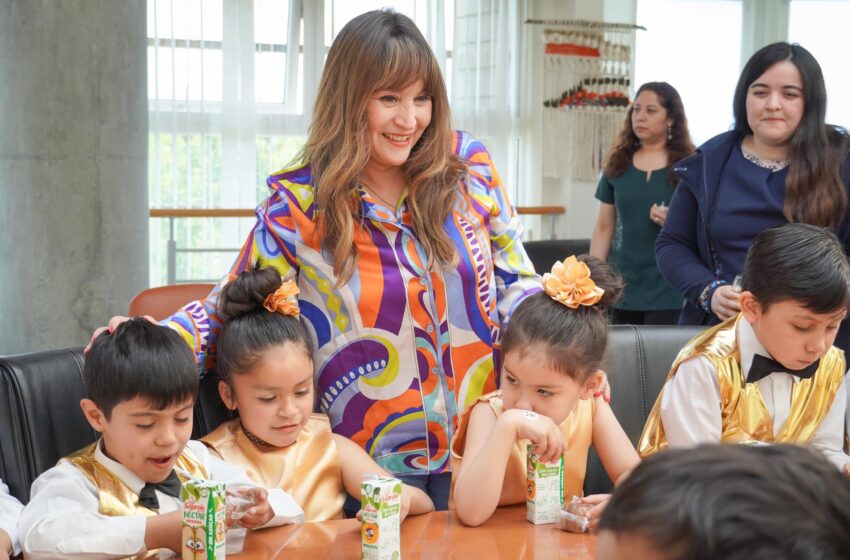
[342,472,452,517]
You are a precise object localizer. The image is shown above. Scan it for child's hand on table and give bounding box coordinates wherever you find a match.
[579,494,611,531]
[230,487,273,529]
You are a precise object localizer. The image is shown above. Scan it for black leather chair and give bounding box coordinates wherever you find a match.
[195,371,232,439]
[0,325,703,503]
[0,348,94,503]
[523,239,591,273]
[583,325,704,495]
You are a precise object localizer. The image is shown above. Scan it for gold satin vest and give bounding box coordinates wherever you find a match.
[638,315,846,457]
[201,415,345,522]
[63,442,210,559]
[450,391,595,504]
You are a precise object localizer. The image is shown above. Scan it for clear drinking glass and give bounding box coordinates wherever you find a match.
[226,486,257,524]
[732,275,743,292]
[225,527,248,555]
[224,485,261,555]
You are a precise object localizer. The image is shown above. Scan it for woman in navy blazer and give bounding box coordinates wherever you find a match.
[656,42,850,344]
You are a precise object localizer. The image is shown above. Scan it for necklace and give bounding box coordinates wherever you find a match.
[361,182,401,210]
[240,421,281,449]
[742,150,790,171]
[741,143,790,171]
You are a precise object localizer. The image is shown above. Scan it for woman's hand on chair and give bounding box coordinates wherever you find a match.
[593,370,611,404]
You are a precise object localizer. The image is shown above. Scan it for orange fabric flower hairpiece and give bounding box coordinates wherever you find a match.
[542,255,604,309]
[263,280,300,316]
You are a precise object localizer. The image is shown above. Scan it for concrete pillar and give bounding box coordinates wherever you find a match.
[0,0,148,354]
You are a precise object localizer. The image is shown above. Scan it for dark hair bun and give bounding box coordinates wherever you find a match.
[218,264,283,320]
[576,254,624,310]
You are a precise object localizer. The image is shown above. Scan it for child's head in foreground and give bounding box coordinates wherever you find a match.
[216,264,314,448]
[739,223,850,370]
[597,444,850,560]
[500,255,623,424]
[81,318,198,483]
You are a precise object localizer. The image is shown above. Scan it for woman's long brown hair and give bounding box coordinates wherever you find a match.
[301,10,465,285]
[604,82,695,185]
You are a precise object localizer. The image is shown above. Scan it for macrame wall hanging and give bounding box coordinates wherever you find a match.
[527,19,645,180]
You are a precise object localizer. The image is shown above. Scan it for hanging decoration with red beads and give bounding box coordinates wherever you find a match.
[527,19,645,180]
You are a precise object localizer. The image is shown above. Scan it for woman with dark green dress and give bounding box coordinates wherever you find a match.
[590,82,695,325]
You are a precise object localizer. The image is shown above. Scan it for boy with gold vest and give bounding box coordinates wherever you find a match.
[639,224,850,472]
[19,319,303,559]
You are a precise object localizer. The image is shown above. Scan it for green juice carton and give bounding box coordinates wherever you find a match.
[180,480,226,559]
[361,476,402,560]
[526,444,564,524]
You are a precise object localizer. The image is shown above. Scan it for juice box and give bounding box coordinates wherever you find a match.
[361,476,402,560]
[180,480,226,559]
[526,444,564,524]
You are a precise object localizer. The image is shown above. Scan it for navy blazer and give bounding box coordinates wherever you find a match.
[656,130,850,327]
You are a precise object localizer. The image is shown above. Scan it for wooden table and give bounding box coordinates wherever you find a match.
[232,505,596,559]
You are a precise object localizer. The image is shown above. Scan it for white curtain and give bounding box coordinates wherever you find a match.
[147,0,308,285]
[451,0,525,203]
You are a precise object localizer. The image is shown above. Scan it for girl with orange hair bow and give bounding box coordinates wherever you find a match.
[452,255,640,528]
[200,265,434,522]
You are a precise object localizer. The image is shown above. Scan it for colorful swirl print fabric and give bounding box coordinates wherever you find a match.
[165,131,541,475]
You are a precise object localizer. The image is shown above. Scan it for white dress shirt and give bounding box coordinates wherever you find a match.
[0,479,23,557]
[660,318,850,470]
[19,439,304,559]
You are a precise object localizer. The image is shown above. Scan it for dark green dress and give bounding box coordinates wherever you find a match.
[595,165,683,311]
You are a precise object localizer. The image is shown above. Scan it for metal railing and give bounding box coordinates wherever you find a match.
[515,206,565,239]
[151,206,565,284]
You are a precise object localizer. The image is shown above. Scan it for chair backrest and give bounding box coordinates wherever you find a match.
[195,371,232,440]
[0,348,95,502]
[128,283,215,320]
[523,239,591,274]
[583,324,704,495]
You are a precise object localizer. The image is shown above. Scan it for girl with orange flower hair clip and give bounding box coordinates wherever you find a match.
[452,255,640,528]
[200,265,434,523]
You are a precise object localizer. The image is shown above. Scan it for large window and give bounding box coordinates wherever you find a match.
[788,0,850,129]
[147,0,453,286]
[635,0,850,146]
[634,0,743,145]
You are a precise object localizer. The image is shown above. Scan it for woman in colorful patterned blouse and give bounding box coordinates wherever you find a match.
[97,9,540,511]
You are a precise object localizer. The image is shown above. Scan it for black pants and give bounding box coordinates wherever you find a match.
[611,308,681,326]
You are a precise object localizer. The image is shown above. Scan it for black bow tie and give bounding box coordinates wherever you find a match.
[746,353,819,384]
[138,469,182,510]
